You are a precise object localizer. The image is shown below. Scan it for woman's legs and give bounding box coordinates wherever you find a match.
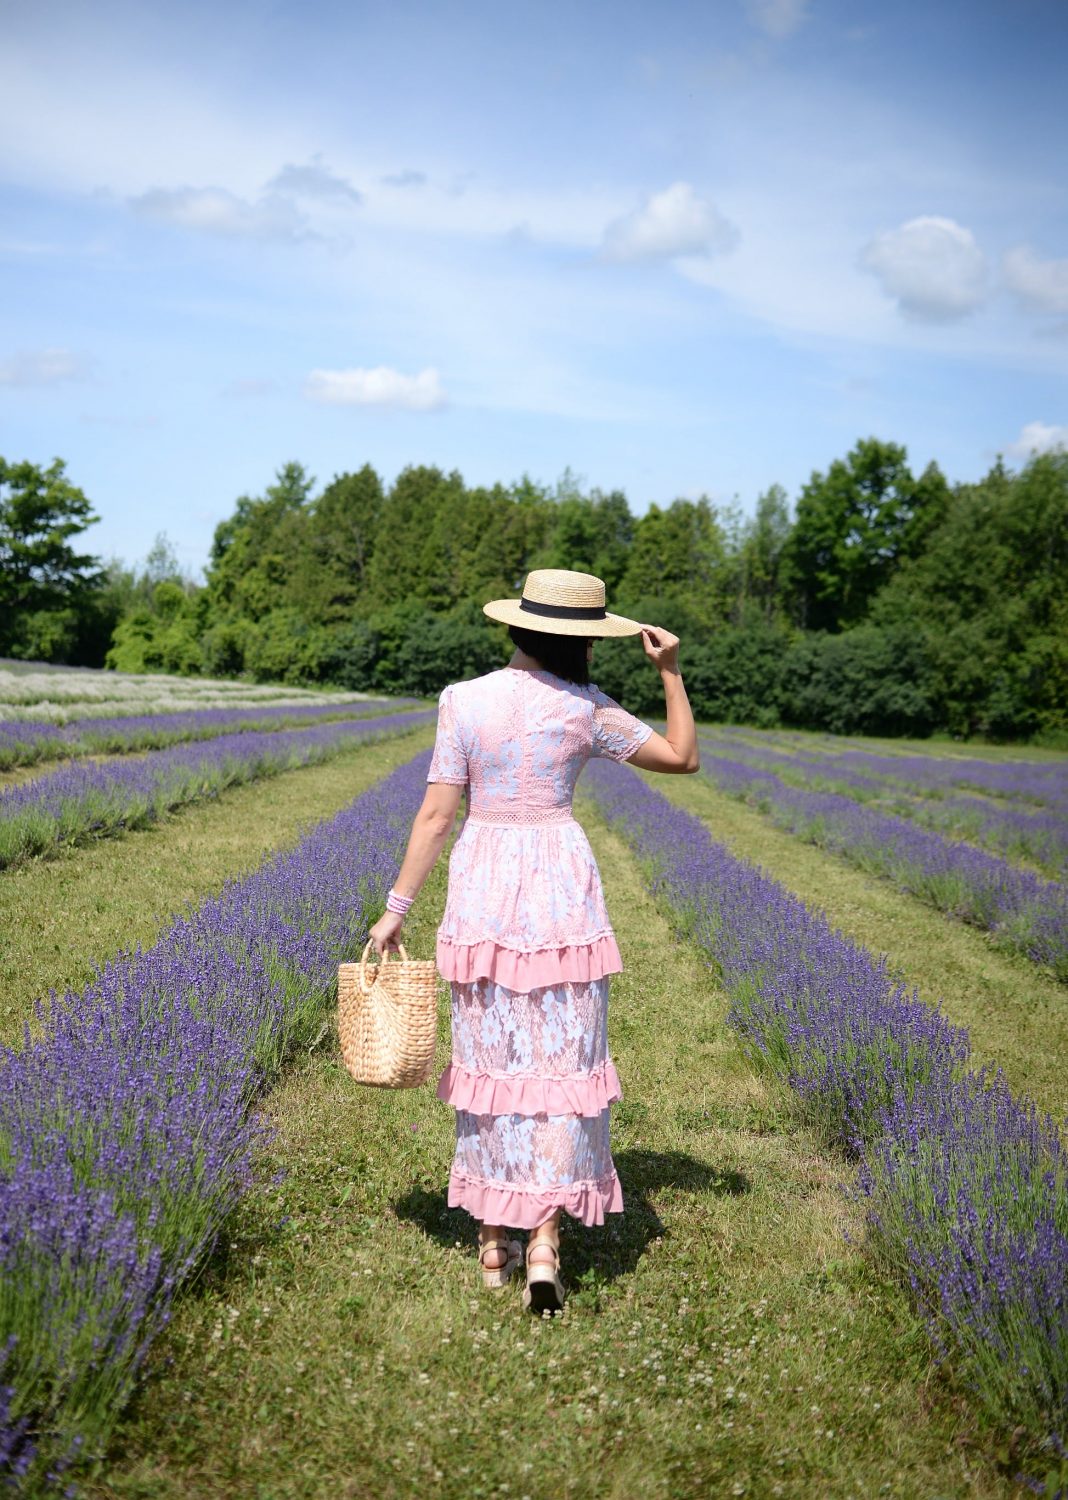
[479,1210,561,1269]
[527,1209,562,1264]
[478,1222,511,1269]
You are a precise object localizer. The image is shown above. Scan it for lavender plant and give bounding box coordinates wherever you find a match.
[0,709,434,871]
[581,759,1067,1469]
[0,750,431,1489]
[724,727,1068,813]
[694,742,1068,981]
[700,731,1068,876]
[0,698,422,772]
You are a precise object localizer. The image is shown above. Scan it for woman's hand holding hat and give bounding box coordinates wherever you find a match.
[640,625,681,675]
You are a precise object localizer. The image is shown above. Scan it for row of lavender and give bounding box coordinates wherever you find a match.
[0,709,435,870]
[0,749,432,1491]
[0,697,422,771]
[745,728,1068,812]
[703,729,1068,875]
[695,739,1068,981]
[582,759,1067,1481]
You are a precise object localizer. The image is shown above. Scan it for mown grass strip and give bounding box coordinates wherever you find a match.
[584,760,1066,1487]
[0,727,437,1046]
[0,711,434,873]
[96,806,1015,1500]
[0,752,433,1492]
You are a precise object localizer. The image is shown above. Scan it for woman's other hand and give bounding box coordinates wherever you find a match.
[640,625,681,675]
[627,623,699,775]
[369,910,404,957]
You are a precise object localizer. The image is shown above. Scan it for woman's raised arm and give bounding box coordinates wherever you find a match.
[626,625,699,775]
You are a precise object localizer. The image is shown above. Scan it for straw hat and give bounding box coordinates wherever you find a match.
[483,569,643,638]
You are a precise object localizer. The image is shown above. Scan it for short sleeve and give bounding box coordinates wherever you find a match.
[589,683,654,763]
[427,685,469,784]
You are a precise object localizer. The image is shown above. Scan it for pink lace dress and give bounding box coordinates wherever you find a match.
[427,666,652,1229]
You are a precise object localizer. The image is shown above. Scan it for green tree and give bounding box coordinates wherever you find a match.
[783,439,949,631]
[534,485,634,594]
[0,456,102,656]
[361,466,466,613]
[735,484,791,623]
[296,465,384,622]
[619,497,730,627]
[779,625,940,737]
[871,451,1068,738]
[106,580,203,675]
[206,462,315,622]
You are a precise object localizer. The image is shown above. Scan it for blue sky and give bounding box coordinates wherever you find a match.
[2,0,1066,577]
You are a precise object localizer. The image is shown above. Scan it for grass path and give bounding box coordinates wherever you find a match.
[651,770,1068,1123]
[0,726,436,1045]
[93,803,1014,1500]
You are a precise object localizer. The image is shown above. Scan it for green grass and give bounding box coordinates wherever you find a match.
[0,727,436,1045]
[83,804,1017,1500]
[647,769,1068,1123]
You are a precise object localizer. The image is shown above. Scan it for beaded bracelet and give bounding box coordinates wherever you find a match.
[386,888,414,916]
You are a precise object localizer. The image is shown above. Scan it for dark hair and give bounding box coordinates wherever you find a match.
[508,625,591,685]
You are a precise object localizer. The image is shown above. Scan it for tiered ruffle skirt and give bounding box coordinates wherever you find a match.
[437,816,625,1228]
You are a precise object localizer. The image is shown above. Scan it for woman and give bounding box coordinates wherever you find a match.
[369,568,698,1312]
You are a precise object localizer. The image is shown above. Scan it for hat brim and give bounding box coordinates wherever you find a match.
[483,600,644,638]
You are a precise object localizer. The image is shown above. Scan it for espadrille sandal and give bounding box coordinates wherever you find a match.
[522,1240,565,1314]
[478,1237,522,1289]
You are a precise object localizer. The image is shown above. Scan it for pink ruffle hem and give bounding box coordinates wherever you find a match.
[448,1167,624,1229]
[437,1059,622,1117]
[436,933,622,988]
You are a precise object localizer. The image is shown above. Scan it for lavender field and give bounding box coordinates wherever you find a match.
[0,660,376,721]
[0,696,423,771]
[0,750,432,1487]
[1,691,1066,1498]
[583,758,1067,1475]
[691,731,1068,980]
[0,707,434,869]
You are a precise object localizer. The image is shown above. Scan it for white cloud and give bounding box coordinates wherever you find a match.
[1003,246,1068,315]
[601,182,739,264]
[1007,420,1068,457]
[745,0,809,39]
[304,366,447,411]
[381,170,427,189]
[129,186,310,242]
[0,348,87,386]
[859,215,987,321]
[266,158,362,204]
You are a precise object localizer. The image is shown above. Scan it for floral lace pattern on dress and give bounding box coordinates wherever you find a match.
[449,1108,622,1228]
[437,977,623,1116]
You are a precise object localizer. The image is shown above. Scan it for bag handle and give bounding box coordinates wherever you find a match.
[358,938,410,994]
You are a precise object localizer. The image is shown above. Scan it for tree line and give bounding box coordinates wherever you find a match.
[1,441,1065,741]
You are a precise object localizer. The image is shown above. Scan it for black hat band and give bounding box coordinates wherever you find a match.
[519,597,607,621]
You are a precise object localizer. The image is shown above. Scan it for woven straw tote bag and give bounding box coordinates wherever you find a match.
[337,941,439,1088]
